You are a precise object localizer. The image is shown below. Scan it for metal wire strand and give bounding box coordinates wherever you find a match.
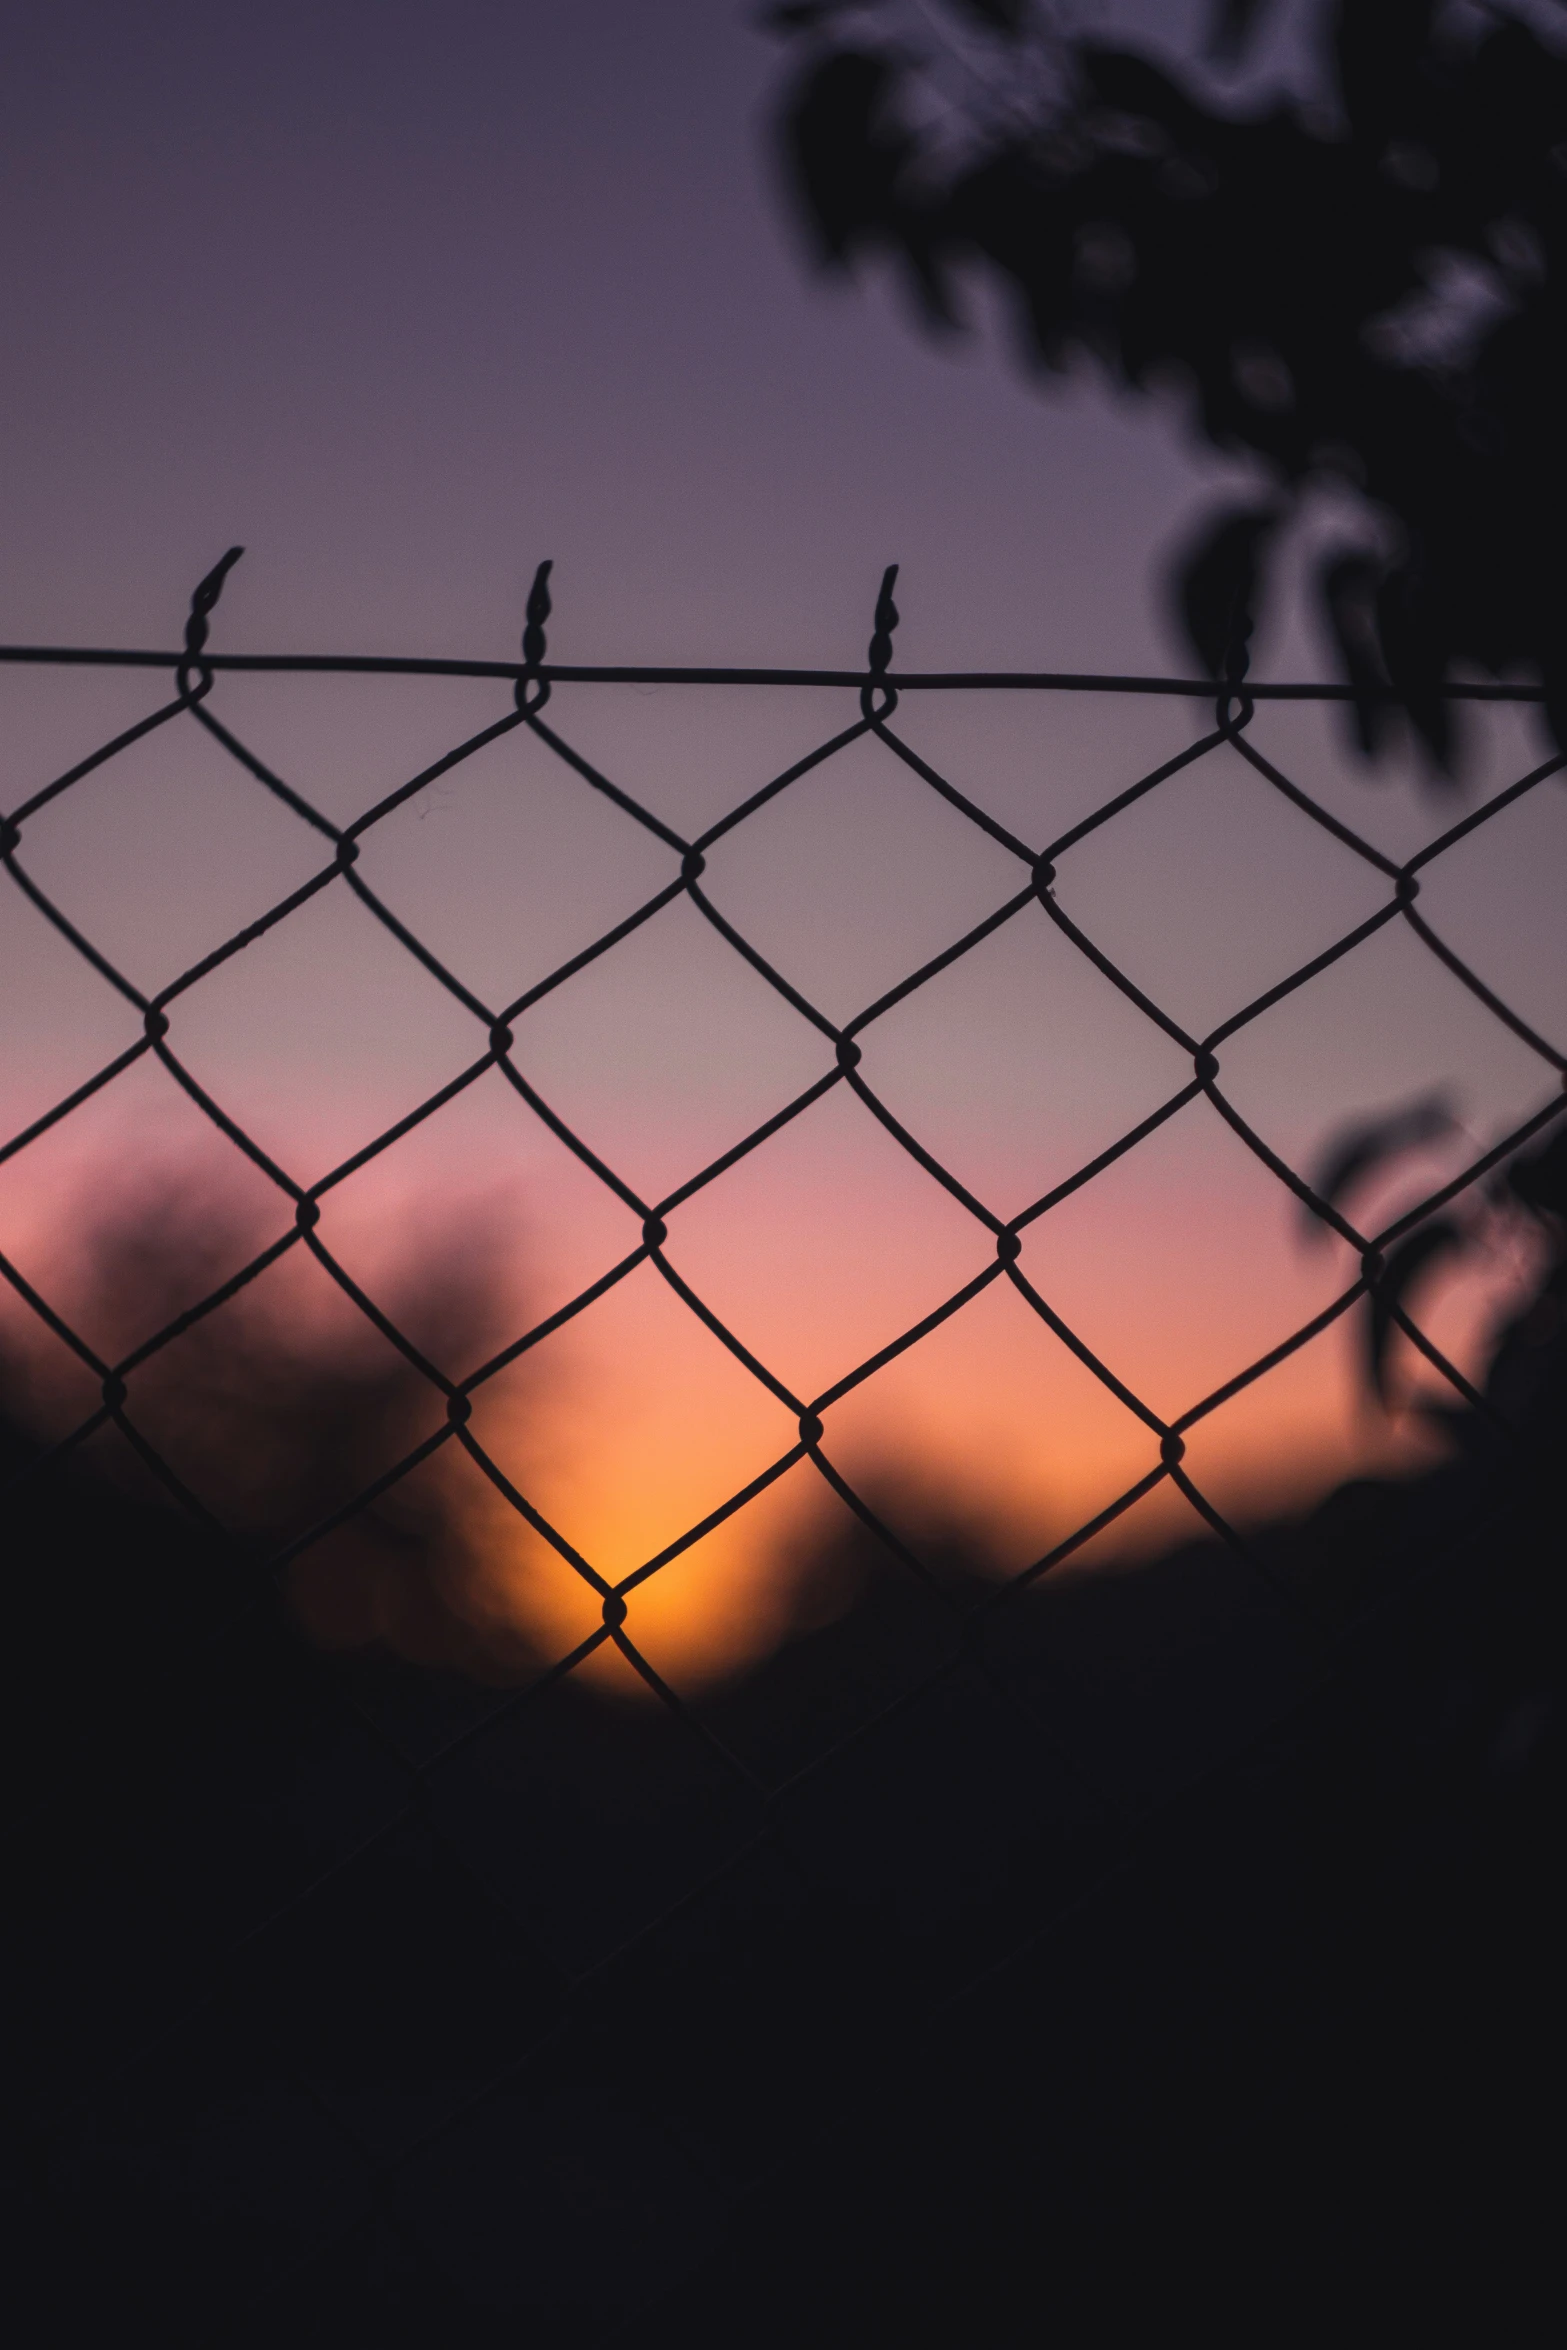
[9,561,1566,2318]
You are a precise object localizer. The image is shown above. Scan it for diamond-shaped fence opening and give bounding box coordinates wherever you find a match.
[4,553,1565,2337]
[5,546,1564,1740]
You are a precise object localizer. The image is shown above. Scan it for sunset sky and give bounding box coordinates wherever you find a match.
[3,0,1563,1683]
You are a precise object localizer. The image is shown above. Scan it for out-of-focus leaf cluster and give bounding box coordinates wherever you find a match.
[770,0,1567,775]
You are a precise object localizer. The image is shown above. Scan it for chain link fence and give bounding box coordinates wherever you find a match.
[3,555,1564,2338]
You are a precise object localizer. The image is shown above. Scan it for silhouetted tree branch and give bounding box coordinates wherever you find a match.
[766,1,1567,775]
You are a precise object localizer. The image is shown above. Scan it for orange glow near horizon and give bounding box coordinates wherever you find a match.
[0,1071,1539,1693]
[3,672,1562,1693]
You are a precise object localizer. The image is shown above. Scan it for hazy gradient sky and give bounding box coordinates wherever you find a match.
[0,0,1255,659]
[4,1,1563,1680]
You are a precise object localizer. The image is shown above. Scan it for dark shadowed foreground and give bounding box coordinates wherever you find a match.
[3,1172,1564,2343]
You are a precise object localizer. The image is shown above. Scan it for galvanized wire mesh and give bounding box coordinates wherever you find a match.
[3,553,1564,2334]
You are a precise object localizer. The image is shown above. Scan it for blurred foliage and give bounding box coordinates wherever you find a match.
[767,1,1567,774]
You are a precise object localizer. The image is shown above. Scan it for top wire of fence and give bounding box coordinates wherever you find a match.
[3,550,1565,1767]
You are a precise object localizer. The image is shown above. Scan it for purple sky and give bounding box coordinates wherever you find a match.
[0,0,1246,663]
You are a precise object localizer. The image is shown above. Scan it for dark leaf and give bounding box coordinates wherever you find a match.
[1317,549,1394,759]
[1334,0,1439,151]
[1077,46,1207,141]
[1508,1126,1567,1219]
[1542,643,1567,764]
[1366,1218,1468,1402]
[1168,502,1281,681]
[939,0,1030,35]
[1306,1091,1457,1237]
[759,3,866,32]
[1376,560,1456,777]
[778,50,912,265]
[778,49,959,325]
[1206,0,1280,65]
[1415,1399,1492,1458]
